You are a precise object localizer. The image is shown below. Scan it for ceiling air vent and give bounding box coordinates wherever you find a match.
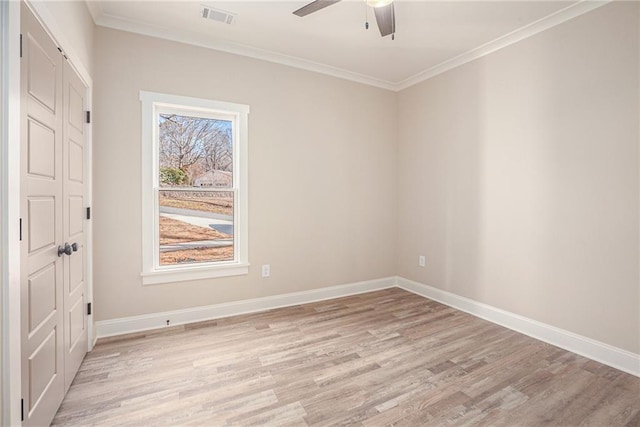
[201,6,235,25]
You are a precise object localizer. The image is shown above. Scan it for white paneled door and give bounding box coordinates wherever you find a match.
[20,4,88,426]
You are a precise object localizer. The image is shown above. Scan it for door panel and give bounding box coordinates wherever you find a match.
[68,85,84,132]
[69,245,83,293]
[68,196,83,236]
[27,197,55,253]
[28,328,58,407]
[27,264,57,334]
[62,58,88,391]
[27,119,56,178]
[68,296,85,350]
[26,34,57,112]
[68,140,83,182]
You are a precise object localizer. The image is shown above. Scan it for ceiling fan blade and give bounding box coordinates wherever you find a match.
[373,3,395,37]
[293,0,341,17]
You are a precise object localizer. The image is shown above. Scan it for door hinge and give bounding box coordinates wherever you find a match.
[21,398,24,421]
[19,34,23,58]
[87,302,92,316]
[86,111,91,124]
[86,207,91,220]
[19,218,22,241]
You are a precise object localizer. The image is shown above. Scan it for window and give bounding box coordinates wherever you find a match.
[140,91,249,285]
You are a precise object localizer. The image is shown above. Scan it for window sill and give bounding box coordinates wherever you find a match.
[141,262,249,285]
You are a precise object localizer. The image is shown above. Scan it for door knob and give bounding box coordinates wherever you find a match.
[71,242,78,252]
[57,243,72,257]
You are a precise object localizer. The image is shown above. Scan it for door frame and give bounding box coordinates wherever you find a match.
[0,1,6,423]
[2,1,94,424]
[2,1,22,425]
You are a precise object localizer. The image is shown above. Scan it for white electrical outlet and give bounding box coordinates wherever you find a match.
[419,256,426,267]
[262,264,270,278]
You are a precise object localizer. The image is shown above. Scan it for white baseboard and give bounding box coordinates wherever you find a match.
[95,275,639,378]
[95,277,396,338]
[397,277,640,378]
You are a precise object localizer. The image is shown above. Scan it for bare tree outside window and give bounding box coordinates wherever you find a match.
[157,114,235,265]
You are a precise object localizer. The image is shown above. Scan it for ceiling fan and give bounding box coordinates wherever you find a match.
[293,0,396,39]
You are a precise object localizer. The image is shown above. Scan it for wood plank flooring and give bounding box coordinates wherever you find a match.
[53,288,640,426]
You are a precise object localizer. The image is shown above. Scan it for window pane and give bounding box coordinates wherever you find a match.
[159,190,234,266]
[158,114,233,188]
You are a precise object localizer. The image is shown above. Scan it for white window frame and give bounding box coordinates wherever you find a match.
[140,91,249,285]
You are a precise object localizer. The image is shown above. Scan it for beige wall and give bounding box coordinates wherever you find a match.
[93,27,398,321]
[397,2,639,353]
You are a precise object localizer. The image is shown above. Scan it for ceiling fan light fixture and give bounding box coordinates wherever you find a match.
[366,0,393,8]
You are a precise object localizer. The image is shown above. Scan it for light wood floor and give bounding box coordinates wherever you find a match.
[53,288,640,426]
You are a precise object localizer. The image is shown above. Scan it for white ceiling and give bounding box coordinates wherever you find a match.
[87,0,591,89]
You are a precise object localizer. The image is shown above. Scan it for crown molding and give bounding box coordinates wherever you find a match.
[395,0,611,91]
[94,12,398,91]
[85,0,104,25]
[90,0,610,92]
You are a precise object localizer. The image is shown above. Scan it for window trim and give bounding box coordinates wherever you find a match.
[140,91,249,285]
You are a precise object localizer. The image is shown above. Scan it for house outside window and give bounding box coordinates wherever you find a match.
[140,91,249,285]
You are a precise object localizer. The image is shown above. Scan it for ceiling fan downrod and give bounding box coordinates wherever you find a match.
[365,1,369,30]
[293,0,395,39]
